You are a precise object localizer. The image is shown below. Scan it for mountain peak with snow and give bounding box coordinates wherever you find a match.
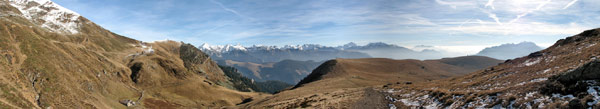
[200,43,247,53]
[8,0,81,34]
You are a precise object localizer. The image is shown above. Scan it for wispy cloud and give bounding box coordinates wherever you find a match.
[483,11,503,25]
[485,0,495,10]
[434,0,474,9]
[444,21,589,36]
[563,0,578,9]
[508,0,551,24]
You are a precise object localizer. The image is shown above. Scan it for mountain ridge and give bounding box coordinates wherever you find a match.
[476,41,543,60]
[0,0,264,108]
[243,56,502,108]
[383,28,600,108]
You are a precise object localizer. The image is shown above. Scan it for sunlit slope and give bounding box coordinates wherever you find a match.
[242,56,501,108]
[0,0,261,108]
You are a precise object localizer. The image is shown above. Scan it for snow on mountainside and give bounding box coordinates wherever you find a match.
[200,42,406,54]
[200,43,247,53]
[8,0,81,34]
[199,43,372,63]
[200,43,337,54]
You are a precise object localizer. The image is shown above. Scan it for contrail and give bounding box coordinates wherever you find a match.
[563,0,578,9]
[485,0,495,10]
[209,0,249,19]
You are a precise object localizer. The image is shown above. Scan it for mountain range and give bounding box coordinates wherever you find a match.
[202,41,545,86]
[200,43,371,63]
[202,41,545,61]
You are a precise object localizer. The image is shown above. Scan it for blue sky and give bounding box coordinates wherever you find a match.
[52,0,599,54]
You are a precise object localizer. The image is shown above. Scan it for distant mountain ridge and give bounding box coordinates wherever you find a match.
[200,42,456,61]
[200,43,371,63]
[476,41,543,60]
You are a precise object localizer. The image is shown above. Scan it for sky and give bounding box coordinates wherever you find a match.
[52,0,599,54]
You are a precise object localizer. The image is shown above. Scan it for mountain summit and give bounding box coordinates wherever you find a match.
[8,0,81,34]
[476,41,543,60]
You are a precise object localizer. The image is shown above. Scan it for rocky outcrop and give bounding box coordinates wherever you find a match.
[541,60,600,95]
[555,28,600,47]
[180,43,210,69]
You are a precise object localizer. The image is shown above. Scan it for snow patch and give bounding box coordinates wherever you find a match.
[400,99,419,106]
[523,58,541,66]
[141,44,154,53]
[9,0,81,34]
[517,78,548,86]
[543,68,552,73]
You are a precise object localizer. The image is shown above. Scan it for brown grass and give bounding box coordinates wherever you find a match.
[243,56,501,108]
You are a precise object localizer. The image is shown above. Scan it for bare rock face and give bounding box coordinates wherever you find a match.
[8,0,82,34]
[541,60,600,96]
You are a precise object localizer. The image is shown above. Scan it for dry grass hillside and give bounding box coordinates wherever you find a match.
[241,56,501,108]
[0,0,263,108]
[383,28,600,108]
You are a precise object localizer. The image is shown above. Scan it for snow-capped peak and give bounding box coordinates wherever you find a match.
[8,0,81,34]
[200,43,247,53]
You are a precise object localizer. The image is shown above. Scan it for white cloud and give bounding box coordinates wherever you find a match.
[508,0,551,24]
[435,45,493,55]
[483,11,503,25]
[444,21,589,36]
[434,0,475,9]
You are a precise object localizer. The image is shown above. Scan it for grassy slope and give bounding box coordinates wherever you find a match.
[242,56,501,108]
[385,28,600,108]
[0,1,260,108]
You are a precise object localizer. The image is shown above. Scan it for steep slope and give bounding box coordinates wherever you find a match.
[476,41,543,60]
[219,65,292,94]
[0,0,258,108]
[241,56,501,108]
[384,28,600,108]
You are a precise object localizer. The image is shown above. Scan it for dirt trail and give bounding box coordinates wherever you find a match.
[351,88,390,109]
